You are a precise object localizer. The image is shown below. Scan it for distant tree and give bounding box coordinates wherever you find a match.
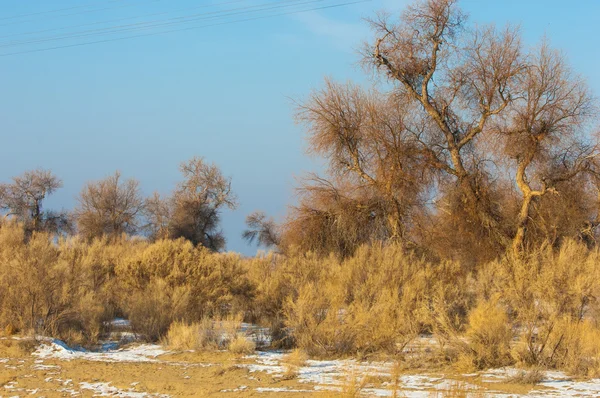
[168,157,237,251]
[143,192,171,241]
[242,211,280,249]
[0,169,69,234]
[75,171,144,240]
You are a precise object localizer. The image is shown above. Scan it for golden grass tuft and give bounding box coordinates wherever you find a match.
[164,314,249,352]
[164,321,202,351]
[280,348,308,380]
[228,334,256,355]
[507,369,545,385]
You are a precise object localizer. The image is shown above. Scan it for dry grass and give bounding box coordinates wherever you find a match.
[428,381,486,398]
[455,299,512,371]
[228,334,256,355]
[507,369,545,385]
[285,348,308,367]
[281,349,309,380]
[2,219,600,379]
[164,314,248,352]
[320,369,368,398]
[163,321,202,351]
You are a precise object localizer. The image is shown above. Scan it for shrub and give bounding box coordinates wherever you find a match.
[281,348,308,380]
[120,239,255,340]
[280,244,471,357]
[228,334,256,354]
[164,314,246,352]
[483,240,600,371]
[128,279,187,341]
[507,369,545,385]
[285,348,308,367]
[164,321,202,351]
[459,299,513,370]
[0,224,111,346]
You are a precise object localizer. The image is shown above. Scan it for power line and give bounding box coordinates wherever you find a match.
[0,0,166,28]
[0,0,125,22]
[0,0,249,40]
[0,0,310,48]
[0,0,368,57]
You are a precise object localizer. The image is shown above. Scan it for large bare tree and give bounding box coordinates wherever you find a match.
[287,0,600,260]
[144,192,172,241]
[500,43,598,253]
[365,0,525,242]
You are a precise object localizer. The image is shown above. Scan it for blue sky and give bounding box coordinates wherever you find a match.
[0,0,598,254]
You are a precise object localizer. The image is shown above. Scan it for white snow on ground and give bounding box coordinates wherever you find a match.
[240,323,272,348]
[243,351,600,397]
[110,318,131,328]
[80,382,170,397]
[33,339,167,363]
[255,387,317,393]
[220,385,249,392]
[12,324,600,396]
[482,368,600,397]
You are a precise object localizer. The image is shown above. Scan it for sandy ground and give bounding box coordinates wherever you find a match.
[1,337,600,397]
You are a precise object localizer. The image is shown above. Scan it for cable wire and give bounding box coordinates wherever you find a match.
[0,0,312,48]
[0,0,368,57]
[0,0,249,40]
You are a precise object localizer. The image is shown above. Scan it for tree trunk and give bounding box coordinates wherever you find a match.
[512,194,534,255]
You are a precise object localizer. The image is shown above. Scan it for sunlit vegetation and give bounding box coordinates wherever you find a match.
[1,0,600,381]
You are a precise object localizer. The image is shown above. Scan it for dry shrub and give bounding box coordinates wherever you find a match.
[0,223,111,346]
[281,349,308,380]
[164,321,201,351]
[285,348,308,367]
[507,368,545,385]
[340,369,369,398]
[540,319,600,377]
[128,279,190,341]
[164,314,246,351]
[280,244,471,357]
[457,299,513,370]
[228,334,256,354]
[17,338,39,354]
[120,239,254,340]
[320,368,368,398]
[481,240,600,372]
[281,364,298,380]
[0,223,255,345]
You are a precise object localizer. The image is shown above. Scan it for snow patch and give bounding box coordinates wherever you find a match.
[33,339,167,363]
[243,352,600,397]
[80,382,169,397]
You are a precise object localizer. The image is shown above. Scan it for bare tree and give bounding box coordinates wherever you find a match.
[296,81,430,246]
[365,0,525,243]
[143,192,171,241]
[0,169,68,234]
[499,43,597,253]
[169,157,237,251]
[75,171,144,240]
